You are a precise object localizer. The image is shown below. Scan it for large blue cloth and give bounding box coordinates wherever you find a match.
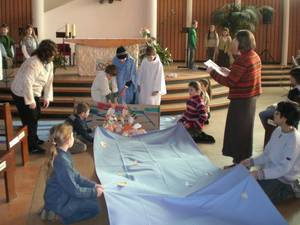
[112,55,137,104]
[93,124,287,225]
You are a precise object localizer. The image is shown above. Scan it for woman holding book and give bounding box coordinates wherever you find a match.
[207,30,262,166]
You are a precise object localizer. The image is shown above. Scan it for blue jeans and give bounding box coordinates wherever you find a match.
[259,106,276,129]
[60,198,100,224]
[258,179,295,204]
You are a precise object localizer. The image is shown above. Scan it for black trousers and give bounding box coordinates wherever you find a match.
[11,92,41,151]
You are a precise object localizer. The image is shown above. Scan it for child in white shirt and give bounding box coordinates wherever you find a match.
[241,101,300,204]
[91,64,118,104]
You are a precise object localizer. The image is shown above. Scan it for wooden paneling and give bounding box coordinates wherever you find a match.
[243,0,283,63]
[157,0,187,61]
[0,0,32,43]
[192,0,234,61]
[288,0,300,62]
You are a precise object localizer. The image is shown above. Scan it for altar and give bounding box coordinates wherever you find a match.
[66,39,145,76]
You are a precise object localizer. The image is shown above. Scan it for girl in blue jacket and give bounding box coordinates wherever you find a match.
[41,123,104,224]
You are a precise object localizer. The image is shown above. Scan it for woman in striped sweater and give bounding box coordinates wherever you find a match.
[207,30,262,165]
[178,81,215,144]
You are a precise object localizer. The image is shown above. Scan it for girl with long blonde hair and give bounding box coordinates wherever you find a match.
[41,123,104,224]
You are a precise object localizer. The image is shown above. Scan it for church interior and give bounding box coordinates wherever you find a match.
[0,0,300,225]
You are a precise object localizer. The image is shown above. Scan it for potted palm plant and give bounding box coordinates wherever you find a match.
[212,3,274,35]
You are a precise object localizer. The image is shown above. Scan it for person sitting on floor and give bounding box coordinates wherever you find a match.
[178,81,215,144]
[259,66,300,145]
[66,102,94,144]
[41,123,104,224]
[199,79,212,124]
[241,101,300,204]
[91,64,119,105]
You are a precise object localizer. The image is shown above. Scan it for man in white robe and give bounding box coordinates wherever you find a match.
[138,47,166,105]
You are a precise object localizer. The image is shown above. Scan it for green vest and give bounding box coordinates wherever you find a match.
[188,28,197,49]
[0,35,14,57]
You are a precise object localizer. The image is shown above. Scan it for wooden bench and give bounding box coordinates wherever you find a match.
[0,102,29,166]
[0,150,17,202]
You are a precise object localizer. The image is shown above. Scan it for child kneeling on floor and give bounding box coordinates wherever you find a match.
[41,123,104,224]
[178,81,215,143]
[63,102,94,154]
[241,101,300,204]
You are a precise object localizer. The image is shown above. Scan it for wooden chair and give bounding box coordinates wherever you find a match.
[0,150,17,202]
[0,102,29,166]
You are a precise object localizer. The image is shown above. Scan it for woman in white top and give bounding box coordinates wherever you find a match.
[20,24,39,59]
[91,64,118,104]
[138,46,166,105]
[11,39,57,154]
[241,101,300,204]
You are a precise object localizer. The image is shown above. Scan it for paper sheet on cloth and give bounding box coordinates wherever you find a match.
[93,124,287,225]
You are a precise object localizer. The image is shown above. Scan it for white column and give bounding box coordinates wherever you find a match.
[146,0,157,38]
[281,0,290,66]
[32,0,45,40]
[186,0,193,27]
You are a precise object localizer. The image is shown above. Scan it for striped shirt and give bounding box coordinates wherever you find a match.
[179,95,208,129]
[211,49,262,99]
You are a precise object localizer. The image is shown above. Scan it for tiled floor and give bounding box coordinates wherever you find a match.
[0,86,299,225]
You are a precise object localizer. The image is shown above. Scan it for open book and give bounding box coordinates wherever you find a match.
[204,59,230,77]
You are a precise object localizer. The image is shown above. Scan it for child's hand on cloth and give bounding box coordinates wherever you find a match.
[240,158,251,168]
[95,184,104,197]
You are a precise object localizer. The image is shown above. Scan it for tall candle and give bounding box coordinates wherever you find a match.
[71,24,76,37]
[65,24,70,38]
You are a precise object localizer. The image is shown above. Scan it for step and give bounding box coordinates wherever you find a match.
[262,80,290,87]
[10,105,73,116]
[262,70,290,75]
[261,75,289,81]
[160,98,230,115]
[162,86,228,102]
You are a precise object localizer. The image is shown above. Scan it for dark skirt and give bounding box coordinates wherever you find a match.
[222,97,257,163]
[217,50,230,67]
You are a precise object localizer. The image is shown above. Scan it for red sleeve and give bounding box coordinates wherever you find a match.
[210,60,247,87]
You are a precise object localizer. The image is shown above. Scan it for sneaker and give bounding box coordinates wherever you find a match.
[193,132,215,144]
[40,208,57,222]
[292,180,300,198]
[37,138,45,145]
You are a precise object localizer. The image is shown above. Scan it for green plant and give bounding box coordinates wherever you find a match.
[140,28,173,66]
[53,52,67,73]
[212,3,274,36]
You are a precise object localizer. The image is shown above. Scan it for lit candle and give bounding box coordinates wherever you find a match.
[71,24,76,38]
[65,24,70,38]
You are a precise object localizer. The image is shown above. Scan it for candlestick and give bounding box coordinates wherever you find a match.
[65,24,70,38]
[71,24,76,38]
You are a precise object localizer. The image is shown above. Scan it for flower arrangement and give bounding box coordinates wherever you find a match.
[103,108,146,136]
[140,27,173,66]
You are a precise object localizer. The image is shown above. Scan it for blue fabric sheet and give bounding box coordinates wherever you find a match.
[93,124,287,225]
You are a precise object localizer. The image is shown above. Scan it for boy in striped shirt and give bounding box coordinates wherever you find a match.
[178,81,215,144]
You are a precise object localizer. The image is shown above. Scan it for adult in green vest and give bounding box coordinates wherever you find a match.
[0,23,15,69]
[187,20,198,70]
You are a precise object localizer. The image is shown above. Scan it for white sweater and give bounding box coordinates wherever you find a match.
[253,127,300,183]
[11,56,54,105]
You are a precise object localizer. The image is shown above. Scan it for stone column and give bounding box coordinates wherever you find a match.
[146,0,157,38]
[186,0,193,27]
[32,0,44,40]
[281,0,290,66]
